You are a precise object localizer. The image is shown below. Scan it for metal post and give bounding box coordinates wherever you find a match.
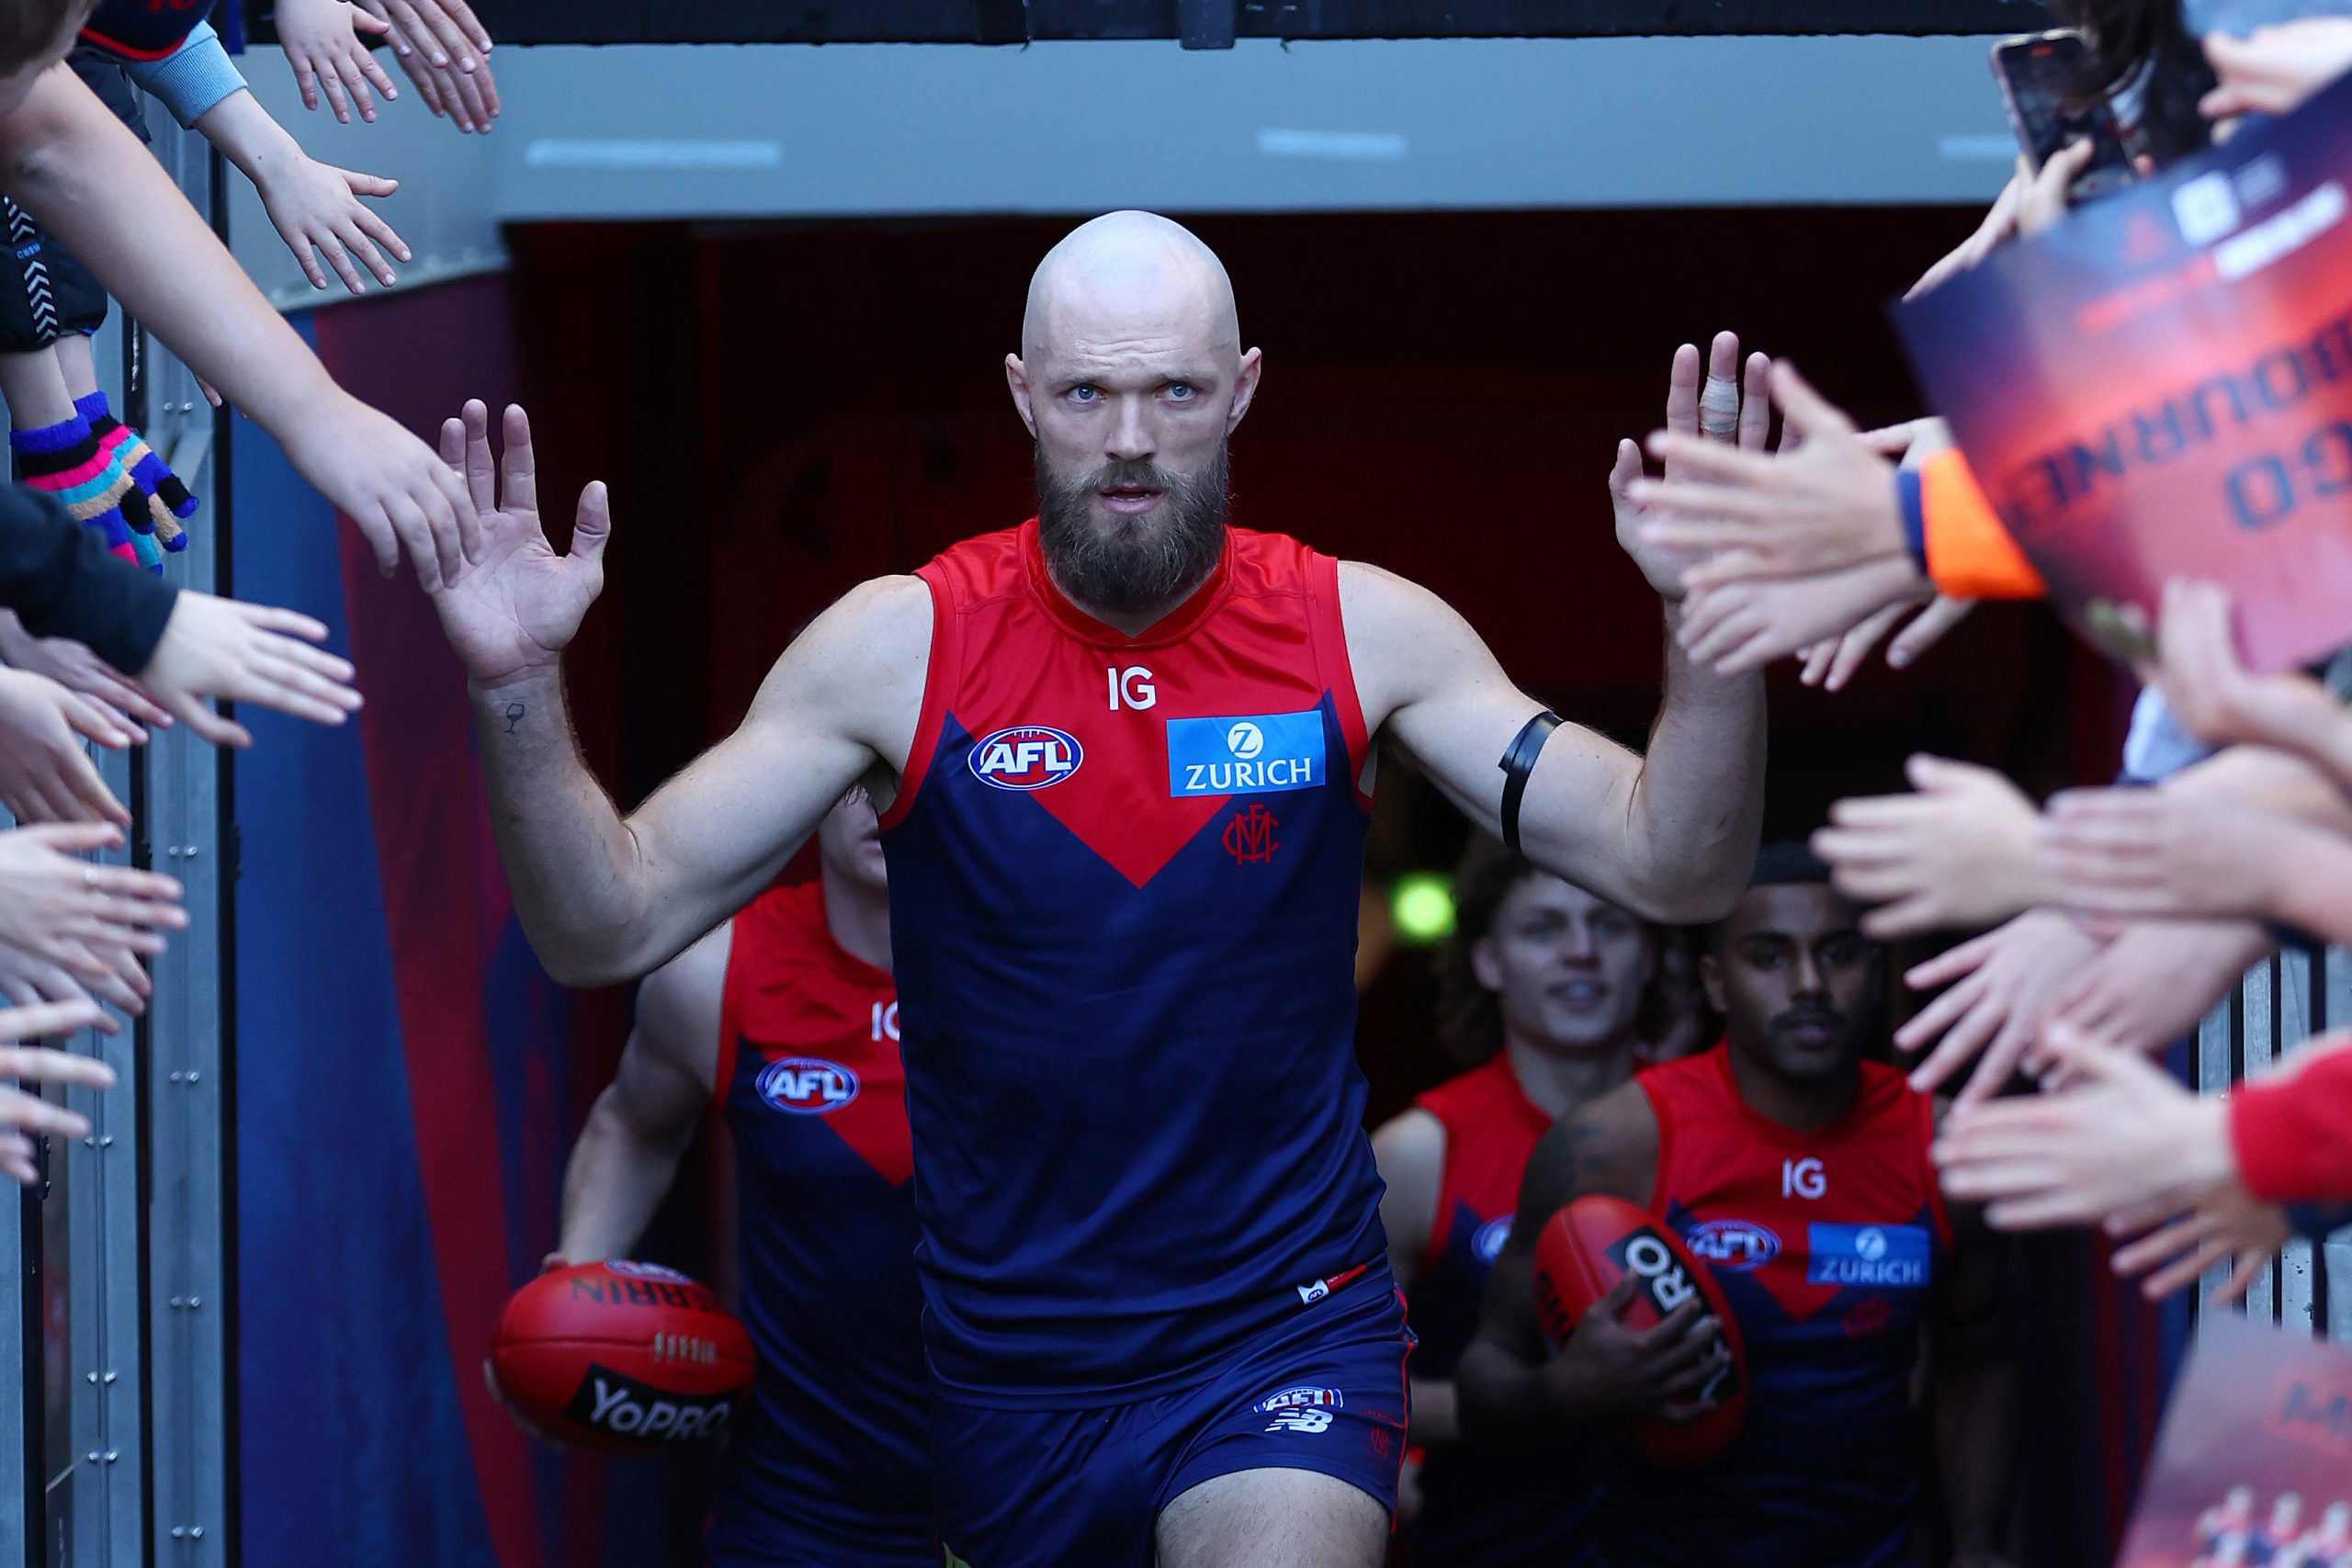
[137,110,229,1568]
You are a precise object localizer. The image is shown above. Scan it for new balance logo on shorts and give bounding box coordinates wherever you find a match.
[1264,1408,1334,1435]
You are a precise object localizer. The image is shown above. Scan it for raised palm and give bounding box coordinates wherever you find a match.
[429,400,610,688]
[1611,333,1769,600]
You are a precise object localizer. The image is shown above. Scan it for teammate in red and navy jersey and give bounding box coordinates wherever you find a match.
[430,211,1769,1567]
[501,792,933,1565]
[1373,836,1655,1566]
[1458,844,2020,1568]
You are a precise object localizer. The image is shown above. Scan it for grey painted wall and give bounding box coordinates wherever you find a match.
[225,35,2020,294]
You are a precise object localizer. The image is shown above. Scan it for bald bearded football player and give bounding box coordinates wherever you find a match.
[425,212,1768,1568]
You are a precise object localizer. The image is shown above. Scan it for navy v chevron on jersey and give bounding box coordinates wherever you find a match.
[1609,1045,1952,1568]
[707,884,932,1566]
[876,518,1389,1404]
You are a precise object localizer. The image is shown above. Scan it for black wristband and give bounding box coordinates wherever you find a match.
[1498,711,1563,855]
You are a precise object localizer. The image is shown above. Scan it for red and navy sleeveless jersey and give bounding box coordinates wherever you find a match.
[877,519,1387,1403]
[79,0,209,62]
[1399,1055,1600,1568]
[705,884,932,1559]
[1608,1045,1951,1568]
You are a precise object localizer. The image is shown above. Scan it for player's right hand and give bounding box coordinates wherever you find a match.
[427,400,612,690]
[1541,1272,1730,1425]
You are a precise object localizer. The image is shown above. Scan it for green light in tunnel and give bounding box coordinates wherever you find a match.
[1392,873,1456,944]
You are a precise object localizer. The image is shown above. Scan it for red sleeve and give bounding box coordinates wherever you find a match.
[2228,1038,2352,1202]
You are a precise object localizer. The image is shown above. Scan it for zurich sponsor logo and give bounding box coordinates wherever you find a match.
[1806,1223,1930,1289]
[1472,1216,1514,1264]
[1255,1386,1345,1414]
[969,725,1083,792]
[1167,709,1326,797]
[756,1056,860,1115]
[1683,1218,1781,1272]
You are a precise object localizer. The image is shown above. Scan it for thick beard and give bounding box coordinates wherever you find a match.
[1035,443,1230,619]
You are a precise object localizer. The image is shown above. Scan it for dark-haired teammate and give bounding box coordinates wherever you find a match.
[430,210,1768,1566]
[1373,836,1654,1566]
[1457,844,2019,1568]
[501,792,933,1565]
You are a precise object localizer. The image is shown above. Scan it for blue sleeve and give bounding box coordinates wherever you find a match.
[121,22,246,129]
[1896,468,1927,578]
[2118,688,2215,786]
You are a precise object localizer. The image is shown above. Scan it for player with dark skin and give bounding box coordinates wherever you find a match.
[1455,865,2018,1568]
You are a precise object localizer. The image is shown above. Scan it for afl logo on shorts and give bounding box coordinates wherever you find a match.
[1255,1386,1345,1414]
[756,1056,860,1115]
[1473,1216,1513,1263]
[1684,1218,1781,1272]
[970,726,1084,792]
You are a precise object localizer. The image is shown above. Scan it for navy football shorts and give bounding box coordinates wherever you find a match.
[931,1263,1412,1568]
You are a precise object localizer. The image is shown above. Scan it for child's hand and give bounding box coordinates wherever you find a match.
[277,0,400,125]
[259,156,411,293]
[363,0,499,134]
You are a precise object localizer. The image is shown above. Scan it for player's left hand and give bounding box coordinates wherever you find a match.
[2037,786,2312,922]
[1933,1021,2233,1230]
[258,154,411,294]
[1632,360,1908,587]
[1813,755,2057,939]
[1609,332,1770,602]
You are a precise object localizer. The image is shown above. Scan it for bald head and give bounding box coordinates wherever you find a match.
[1022,211,1240,367]
[1010,212,1261,628]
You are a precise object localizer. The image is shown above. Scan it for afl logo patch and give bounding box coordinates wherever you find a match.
[970,726,1083,792]
[1684,1218,1781,1272]
[756,1056,860,1115]
[1473,1216,1513,1263]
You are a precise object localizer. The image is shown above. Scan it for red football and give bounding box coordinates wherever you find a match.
[1532,1194,1747,1467]
[490,1260,756,1454]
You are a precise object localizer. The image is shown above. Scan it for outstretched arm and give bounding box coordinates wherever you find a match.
[556,923,730,1263]
[1348,565,1763,922]
[0,63,472,583]
[1347,339,1766,922]
[432,402,927,987]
